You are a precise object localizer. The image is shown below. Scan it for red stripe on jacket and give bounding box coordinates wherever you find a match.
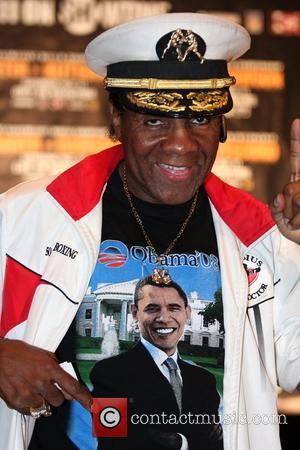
[0,257,43,337]
[204,173,275,247]
[47,144,124,221]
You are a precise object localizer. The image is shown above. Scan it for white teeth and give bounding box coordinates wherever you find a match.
[160,164,187,171]
[155,328,174,334]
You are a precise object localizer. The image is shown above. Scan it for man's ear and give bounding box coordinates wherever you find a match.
[219,115,227,143]
[109,102,122,141]
[131,303,138,320]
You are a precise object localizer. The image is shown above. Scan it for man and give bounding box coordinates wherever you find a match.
[0,11,299,450]
[91,275,223,450]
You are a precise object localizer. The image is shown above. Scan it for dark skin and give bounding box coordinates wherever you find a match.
[110,105,221,205]
[270,118,300,242]
[0,339,92,414]
[0,108,299,415]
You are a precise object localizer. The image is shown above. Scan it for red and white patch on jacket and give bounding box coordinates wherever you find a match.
[243,253,272,306]
[244,265,261,286]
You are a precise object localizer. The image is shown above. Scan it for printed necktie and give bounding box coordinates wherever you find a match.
[163,357,182,413]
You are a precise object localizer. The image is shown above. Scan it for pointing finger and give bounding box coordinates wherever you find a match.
[290,118,300,182]
[53,369,92,411]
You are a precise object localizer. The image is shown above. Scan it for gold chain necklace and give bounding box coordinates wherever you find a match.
[122,164,199,266]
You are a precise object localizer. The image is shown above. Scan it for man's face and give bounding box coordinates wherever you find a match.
[131,285,191,355]
[111,105,221,204]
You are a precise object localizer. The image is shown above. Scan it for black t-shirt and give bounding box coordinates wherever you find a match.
[101,166,218,257]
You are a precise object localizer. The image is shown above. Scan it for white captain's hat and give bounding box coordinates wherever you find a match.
[85,13,251,117]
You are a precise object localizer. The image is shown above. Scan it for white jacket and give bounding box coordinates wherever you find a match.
[0,145,299,450]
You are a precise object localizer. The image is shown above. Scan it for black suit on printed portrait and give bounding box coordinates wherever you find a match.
[90,341,223,450]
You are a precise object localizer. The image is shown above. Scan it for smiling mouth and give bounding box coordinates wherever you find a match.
[158,163,190,173]
[153,327,176,335]
[156,163,193,181]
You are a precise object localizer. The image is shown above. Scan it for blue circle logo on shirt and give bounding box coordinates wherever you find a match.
[98,240,129,268]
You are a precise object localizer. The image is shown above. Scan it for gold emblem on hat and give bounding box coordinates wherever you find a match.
[161,29,205,63]
[126,90,229,114]
[127,91,185,113]
[188,90,229,112]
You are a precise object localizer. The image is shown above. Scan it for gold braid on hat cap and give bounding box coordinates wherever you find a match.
[105,76,235,90]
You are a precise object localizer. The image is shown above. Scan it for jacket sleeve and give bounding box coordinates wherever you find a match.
[273,230,300,392]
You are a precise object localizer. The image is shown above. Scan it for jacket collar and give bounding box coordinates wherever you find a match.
[204,172,275,246]
[47,144,124,221]
[47,144,274,246]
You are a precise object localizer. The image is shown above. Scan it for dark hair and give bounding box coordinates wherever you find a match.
[108,91,126,113]
[133,276,188,307]
[107,91,126,141]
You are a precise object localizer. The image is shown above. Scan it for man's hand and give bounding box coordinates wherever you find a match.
[271,118,300,244]
[0,339,92,414]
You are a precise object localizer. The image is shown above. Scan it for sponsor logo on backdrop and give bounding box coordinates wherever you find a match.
[0,0,171,34]
[243,10,265,35]
[269,10,300,36]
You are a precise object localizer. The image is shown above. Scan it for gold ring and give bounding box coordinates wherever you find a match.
[29,400,52,419]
